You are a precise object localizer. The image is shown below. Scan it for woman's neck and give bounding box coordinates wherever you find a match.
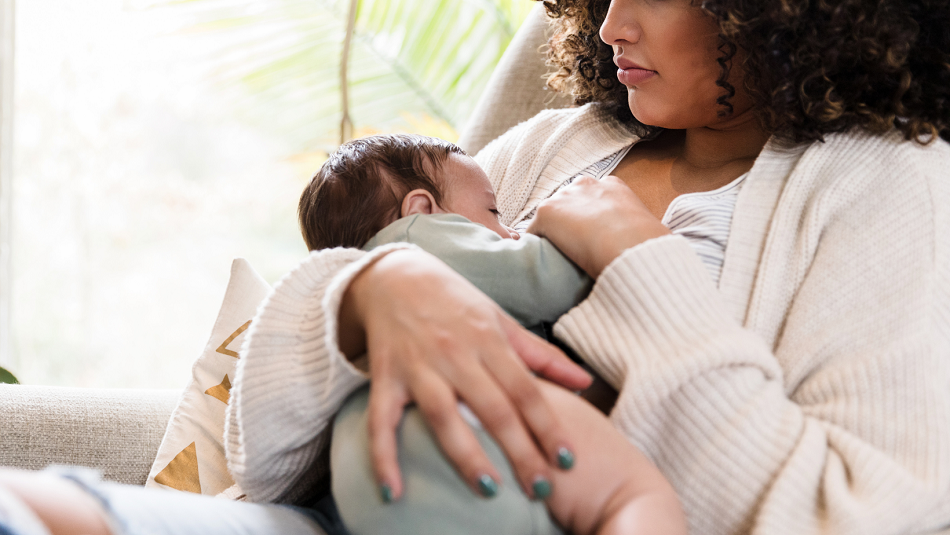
[612,111,770,220]
[651,111,770,194]
[677,111,771,171]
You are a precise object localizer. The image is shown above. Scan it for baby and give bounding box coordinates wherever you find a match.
[298,133,592,335]
[299,134,686,535]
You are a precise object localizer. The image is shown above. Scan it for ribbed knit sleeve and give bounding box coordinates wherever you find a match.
[225,243,415,503]
[554,133,950,534]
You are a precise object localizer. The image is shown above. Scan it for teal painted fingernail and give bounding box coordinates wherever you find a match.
[379,484,394,503]
[532,477,552,500]
[557,447,575,470]
[477,474,498,498]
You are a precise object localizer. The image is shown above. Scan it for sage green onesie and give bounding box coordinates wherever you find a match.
[331,213,592,535]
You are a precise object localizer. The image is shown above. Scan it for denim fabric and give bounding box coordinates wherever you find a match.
[0,487,47,535]
[7,467,342,535]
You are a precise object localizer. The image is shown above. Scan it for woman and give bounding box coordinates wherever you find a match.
[2,0,948,533]
[227,0,950,532]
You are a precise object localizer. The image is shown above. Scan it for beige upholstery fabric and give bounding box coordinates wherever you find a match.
[457,4,572,156]
[0,385,178,485]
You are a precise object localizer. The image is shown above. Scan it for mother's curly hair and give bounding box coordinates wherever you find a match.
[538,0,950,144]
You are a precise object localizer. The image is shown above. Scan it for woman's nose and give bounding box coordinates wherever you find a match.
[600,0,640,46]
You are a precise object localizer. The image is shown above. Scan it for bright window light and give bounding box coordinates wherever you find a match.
[13,0,310,388]
[9,0,532,388]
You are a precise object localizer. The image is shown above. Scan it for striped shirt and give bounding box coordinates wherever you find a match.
[513,146,747,286]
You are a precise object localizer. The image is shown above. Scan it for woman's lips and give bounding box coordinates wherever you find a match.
[617,67,657,86]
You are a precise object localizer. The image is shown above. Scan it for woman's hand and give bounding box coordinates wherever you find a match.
[338,249,594,501]
[526,176,670,278]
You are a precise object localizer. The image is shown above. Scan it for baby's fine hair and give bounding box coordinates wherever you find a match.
[298,134,466,251]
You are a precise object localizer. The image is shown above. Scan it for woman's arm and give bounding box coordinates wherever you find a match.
[226,243,592,504]
[560,234,950,535]
[225,245,406,503]
[542,146,950,533]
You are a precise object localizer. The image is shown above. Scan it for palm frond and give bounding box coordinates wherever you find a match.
[148,0,535,151]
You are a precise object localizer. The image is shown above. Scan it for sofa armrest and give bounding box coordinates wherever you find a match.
[0,385,179,485]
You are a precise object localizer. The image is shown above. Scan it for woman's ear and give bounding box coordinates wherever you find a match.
[400,189,443,217]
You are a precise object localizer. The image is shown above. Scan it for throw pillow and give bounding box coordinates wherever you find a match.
[145,258,271,496]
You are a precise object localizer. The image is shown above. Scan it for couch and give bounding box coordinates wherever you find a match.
[0,4,570,487]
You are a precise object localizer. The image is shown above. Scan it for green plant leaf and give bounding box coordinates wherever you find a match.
[0,365,19,384]
[144,0,535,150]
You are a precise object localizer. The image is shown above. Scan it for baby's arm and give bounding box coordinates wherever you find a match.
[365,214,592,327]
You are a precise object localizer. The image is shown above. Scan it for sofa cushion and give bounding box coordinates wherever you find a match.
[145,258,270,496]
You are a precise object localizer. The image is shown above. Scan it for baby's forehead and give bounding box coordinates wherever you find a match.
[439,153,495,194]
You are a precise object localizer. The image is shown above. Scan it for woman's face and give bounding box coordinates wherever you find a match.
[599,0,752,130]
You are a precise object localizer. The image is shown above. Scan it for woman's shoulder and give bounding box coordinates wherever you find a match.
[495,103,617,134]
[473,103,635,163]
[804,128,950,178]
[472,107,576,163]
[788,128,950,209]
[816,128,950,164]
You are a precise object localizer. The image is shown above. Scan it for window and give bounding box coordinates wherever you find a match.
[1,0,531,388]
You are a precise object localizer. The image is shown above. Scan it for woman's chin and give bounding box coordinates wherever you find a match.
[630,105,714,131]
[628,97,675,130]
[629,109,670,130]
[628,93,719,130]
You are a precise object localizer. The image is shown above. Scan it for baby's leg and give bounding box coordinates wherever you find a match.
[331,384,686,535]
[331,385,562,535]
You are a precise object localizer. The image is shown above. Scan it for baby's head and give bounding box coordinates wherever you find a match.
[299,134,517,250]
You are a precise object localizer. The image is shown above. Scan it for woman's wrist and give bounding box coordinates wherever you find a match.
[337,250,407,361]
[337,248,434,361]
[338,275,369,361]
[591,218,670,278]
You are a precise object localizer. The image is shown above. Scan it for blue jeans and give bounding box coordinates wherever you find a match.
[0,467,350,535]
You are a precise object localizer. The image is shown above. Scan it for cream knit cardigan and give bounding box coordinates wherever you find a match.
[226,104,950,535]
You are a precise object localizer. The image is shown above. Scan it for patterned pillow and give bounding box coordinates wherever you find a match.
[146,258,270,496]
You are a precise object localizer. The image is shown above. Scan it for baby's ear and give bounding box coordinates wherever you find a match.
[400,189,442,217]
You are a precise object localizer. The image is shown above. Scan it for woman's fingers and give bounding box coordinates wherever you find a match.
[441,352,557,499]
[479,342,578,491]
[501,313,592,391]
[525,175,670,278]
[409,370,504,498]
[367,378,411,501]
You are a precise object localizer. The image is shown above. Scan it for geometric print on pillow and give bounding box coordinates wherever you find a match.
[146,258,271,496]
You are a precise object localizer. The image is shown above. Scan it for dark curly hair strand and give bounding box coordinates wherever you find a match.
[536,0,950,144]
